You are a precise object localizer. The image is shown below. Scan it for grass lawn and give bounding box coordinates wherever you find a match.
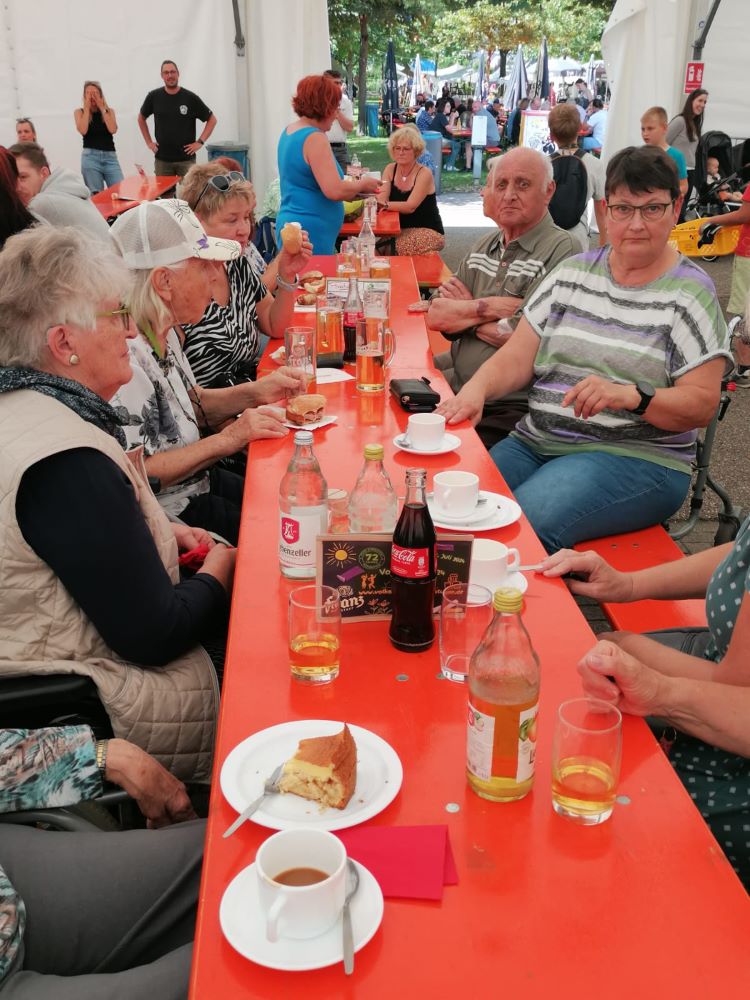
[348,133,494,194]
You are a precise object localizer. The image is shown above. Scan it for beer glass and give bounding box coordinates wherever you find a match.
[315,297,344,367]
[284,326,316,391]
[551,698,622,825]
[355,319,395,392]
[439,583,493,682]
[288,584,341,684]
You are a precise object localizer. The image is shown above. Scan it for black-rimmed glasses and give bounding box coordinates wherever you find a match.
[194,171,245,211]
[606,202,675,222]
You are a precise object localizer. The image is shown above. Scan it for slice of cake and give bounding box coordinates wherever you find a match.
[278,724,357,810]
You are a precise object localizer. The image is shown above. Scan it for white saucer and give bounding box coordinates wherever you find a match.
[220,859,383,972]
[428,491,496,526]
[469,569,528,595]
[431,492,522,532]
[392,433,461,456]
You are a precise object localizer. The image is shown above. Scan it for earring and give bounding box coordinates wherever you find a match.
[69,354,80,366]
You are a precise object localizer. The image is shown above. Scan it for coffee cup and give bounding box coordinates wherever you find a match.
[433,470,480,517]
[255,828,346,942]
[407,412,445,451]
[469,538,521,592]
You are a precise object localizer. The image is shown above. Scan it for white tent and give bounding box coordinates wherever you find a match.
[602,0,747,161]
[0,0,330,205]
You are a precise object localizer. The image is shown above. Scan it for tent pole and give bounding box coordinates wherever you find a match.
[692,0,722,60]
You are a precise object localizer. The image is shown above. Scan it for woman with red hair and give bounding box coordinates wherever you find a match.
[0,147,36,249]
[276,74,380,254]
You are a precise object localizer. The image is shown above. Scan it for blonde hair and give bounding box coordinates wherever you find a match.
[178,162,255,222]
[387,124,426,159]
[83,80,104,106]
[0,226,131,367]
[641,106,668,126]
[127,261,187,337]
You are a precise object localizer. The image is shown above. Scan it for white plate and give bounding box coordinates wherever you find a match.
[283,415,338,432]
[220,859,383,972]
[468,569,528,595]
[270,346,286,365]
[431,492,522,532]
[427,490,498,526]
[221,720,403,832]
[392,433,461,456]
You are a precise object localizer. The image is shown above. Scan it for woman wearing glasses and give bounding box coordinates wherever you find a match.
[74,80,124,193]
[438,146,730,552]
[178,162,304,387]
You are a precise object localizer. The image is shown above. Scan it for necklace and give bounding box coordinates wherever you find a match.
[399,163,417,184]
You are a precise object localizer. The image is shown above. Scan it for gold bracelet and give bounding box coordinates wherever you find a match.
[95,739,109,773]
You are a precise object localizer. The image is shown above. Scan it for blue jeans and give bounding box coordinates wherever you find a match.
[443,138,461,169]
[489,436,690,553]
[81,148,124,193]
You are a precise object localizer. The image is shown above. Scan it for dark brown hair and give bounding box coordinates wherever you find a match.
[8,141,49,171]
[605,145,680,202]
[0,147,35,249]
[678,88,708,143]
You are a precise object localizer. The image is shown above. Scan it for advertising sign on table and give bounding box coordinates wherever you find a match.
[470,115,487,148]
[520,111,554,154]
[684,61,704,94]
[317,534,473,622]
[326,278,390,301]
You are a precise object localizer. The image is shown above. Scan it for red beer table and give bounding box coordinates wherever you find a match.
[92,173,179,220]
[190,258,750,998]
[339,209,401,241]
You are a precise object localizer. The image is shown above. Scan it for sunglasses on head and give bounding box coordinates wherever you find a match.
[194,171,245,211]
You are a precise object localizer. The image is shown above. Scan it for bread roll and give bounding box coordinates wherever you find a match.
[285,393,326,426]
[301,270,325,294]
[280,222,303,254]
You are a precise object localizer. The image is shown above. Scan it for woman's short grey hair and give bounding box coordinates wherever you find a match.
[0,226,132,368]
[127,261,187,336]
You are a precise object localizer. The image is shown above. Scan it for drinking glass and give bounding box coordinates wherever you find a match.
[315,297,344,366]
[327,488,349,533]
[288,585,341,684]
[284,326,316,391]
[439,583,493,682]
[355,319,395,392]
[551,698,622,825]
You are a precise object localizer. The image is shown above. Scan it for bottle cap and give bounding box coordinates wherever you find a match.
[294,430,314,446]
[364,444,384,460]
[493,587,523,613]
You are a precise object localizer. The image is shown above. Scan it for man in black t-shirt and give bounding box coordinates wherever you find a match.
[138,60,217,178]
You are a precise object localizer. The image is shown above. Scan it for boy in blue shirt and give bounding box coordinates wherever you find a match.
[641,106,688,198]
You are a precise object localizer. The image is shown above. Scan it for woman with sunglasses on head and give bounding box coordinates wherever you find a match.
[15,118,36,143]
[438,146,730,553]
[74,80,124,194]
[178,162,306,388]
[277,74,381,255]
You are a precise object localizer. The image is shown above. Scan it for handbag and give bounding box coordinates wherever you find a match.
[389,376,440,413]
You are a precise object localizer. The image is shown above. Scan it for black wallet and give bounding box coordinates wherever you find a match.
[389,376,440,413]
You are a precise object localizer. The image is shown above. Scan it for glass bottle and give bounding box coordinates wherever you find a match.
[348,444,398,532]
[388,469,437,652]
[358,216,377,264]
[467,588,540,802]
[279,431,328,579]
[342,278,362,364]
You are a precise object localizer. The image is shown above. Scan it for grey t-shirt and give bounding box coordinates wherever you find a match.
[666,116,698,169]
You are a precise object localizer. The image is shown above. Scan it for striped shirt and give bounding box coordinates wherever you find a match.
[182,255,265,389]
[514,247,731,472]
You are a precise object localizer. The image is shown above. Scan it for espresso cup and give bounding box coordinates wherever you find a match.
[407,412,445,451]
[433,470,480,517]
[469,538,521,592]
[255,828,347,942]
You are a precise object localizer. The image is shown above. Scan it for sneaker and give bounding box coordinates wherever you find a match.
[732,367,750,388]
[444,165,456,172]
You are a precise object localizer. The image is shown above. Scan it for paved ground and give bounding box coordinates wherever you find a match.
[434,191,749,632]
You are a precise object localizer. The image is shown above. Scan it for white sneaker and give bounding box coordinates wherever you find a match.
[733,368,750,388]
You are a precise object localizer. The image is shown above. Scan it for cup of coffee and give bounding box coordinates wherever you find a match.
[255,828,347,942]
[406,412,445,451]
[469,538,521,592]
[433,470,480,517]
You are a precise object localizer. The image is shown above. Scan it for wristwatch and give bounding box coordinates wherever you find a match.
[632,380,655,415]
[196,138,205,146]
[95,739,109,773]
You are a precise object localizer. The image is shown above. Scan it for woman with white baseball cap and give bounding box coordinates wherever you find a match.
[110,199,306,544]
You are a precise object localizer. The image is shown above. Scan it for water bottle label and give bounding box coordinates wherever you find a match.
[391,545,431,579]
[279,510,324,569]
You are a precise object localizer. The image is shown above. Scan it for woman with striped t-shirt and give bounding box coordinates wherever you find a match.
[438,145,731,553]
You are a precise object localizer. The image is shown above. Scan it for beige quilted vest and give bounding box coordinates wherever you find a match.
[0,390,219,782]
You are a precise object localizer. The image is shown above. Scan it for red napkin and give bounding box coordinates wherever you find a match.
[178,543,211,572]
[337,825,458,901]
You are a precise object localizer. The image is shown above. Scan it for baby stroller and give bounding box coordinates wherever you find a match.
[685,130,745,219]
[732,138,750,186]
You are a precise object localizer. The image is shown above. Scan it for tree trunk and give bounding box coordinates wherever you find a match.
[358,14,369,136]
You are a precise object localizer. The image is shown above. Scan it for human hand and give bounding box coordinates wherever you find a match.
[437,276,473,301]
[253,367,307,404]
[147,139,159,153]
[199,542,236,591]
[105,739,197,828]
[184,141,203,156]
[435,383,485,426]
[277,233,313,282]
[172,522,216,554]
[218,407,288,454]
[577,639,667,718]
[539,549,634,602]
[359,176,382,195]
[562,376,640,419]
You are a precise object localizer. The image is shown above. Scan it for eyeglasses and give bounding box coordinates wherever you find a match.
[606,202,674,222]
[193,171,245,211]
[96,306,132,331]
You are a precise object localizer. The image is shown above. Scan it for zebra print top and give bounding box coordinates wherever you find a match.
[182,255,265,389]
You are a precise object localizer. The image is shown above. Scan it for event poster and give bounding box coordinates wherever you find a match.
[520,111,555,154]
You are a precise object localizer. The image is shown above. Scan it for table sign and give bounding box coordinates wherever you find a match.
[316,533,473,622]
[470,115,487,147]
[326,277,391,302]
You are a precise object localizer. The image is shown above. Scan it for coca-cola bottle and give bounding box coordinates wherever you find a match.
[342,278,362,364]
[389,468,437,652]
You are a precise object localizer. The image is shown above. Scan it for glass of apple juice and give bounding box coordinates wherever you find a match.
[551,698,622,825]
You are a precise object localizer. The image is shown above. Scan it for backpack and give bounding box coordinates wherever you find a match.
[548,150,589,231]
[253,216,278,264]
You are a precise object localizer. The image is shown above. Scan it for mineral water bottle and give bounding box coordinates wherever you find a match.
[358,216,377,263]
[467,588,540,801]
[279,431,328,579]
[348,444,398,532]
[388,469,437,652]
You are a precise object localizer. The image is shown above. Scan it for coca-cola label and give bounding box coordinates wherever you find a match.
[391,545,431,579]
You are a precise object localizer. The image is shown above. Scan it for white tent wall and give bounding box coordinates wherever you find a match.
[602,0,748,162]
[1,0,330,206]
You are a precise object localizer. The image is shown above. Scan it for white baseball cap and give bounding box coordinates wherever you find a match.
[111,198,240,269]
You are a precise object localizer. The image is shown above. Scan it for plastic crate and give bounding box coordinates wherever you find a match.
[669,217,739,258]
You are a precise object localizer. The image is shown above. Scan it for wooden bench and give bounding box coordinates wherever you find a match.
[574,526,707,633]
[412,253,452,292]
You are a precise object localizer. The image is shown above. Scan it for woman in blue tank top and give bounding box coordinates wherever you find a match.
[277,75,381,255]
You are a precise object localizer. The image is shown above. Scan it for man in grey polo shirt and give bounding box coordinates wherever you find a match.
[428,147,576,447]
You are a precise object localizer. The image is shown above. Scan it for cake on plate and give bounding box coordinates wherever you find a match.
[278,724,357,810]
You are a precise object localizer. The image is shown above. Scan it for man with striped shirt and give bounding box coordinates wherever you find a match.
[428,147,576,447]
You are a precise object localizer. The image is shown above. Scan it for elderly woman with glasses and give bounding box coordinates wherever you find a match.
[438,146,731,552]
[178,162,303,387]
[376,125,445,256]
[0,225,233,780]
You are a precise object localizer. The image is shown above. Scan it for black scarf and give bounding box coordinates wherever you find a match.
[0,367,128,448]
